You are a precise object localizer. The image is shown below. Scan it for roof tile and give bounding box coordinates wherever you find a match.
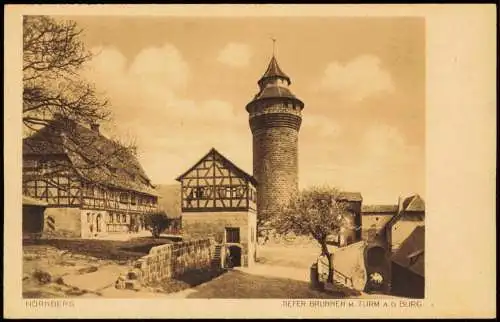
[259,56,291,85]
[23,118,158,196]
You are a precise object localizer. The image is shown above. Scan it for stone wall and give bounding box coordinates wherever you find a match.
[252,126,299,220]
[80,210,108,238]
[43,207,82,238]
[361,213,395,243]
[116,238,215,289]
[181,211,257,267]
[331,240,368,291]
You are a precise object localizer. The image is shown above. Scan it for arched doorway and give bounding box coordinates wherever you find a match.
[367,246,386,267]
[364,245,390,294]
[227,245,242,267]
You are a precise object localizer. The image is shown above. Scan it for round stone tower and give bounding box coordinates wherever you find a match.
[246,54,305,223]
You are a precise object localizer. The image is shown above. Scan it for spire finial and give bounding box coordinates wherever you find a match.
[271,37,277,57]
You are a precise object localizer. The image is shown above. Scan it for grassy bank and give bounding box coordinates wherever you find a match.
[23,237,177,261]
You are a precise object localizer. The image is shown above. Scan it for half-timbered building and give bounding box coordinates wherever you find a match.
[176,148,258,267]
[22,115,158,238]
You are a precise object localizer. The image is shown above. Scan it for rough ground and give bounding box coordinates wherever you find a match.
[22,237,181,298]
[184,269,357,299]
[23,237,396,299]
[23,245,130,298]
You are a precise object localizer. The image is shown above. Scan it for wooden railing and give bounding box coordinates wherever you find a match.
[333,268,354,288]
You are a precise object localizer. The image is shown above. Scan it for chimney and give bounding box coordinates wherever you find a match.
[90,123,100,133]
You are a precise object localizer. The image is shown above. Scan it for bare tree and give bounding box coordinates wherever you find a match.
[272,185,352,282]
[23,15,107,130]
[22,16,138,184]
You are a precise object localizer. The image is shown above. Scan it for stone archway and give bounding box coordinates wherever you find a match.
[364,244,390,294]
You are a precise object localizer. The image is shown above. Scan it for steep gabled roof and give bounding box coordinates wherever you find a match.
[405,194,425,212]
[391,226,425,277]
[386,194,425,229]
[23,117,158,196]
[175,148,257,186]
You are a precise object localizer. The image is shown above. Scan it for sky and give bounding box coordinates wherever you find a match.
[62,16,425,204]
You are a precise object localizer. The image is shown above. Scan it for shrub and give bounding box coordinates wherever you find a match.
[145,211,171,238]
[33,270,52,284]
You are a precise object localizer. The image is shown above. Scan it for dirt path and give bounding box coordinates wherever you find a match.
[236,263,310,282]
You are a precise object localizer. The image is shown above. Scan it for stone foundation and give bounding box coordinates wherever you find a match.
[43,207,82,238]
[181,211,257,268]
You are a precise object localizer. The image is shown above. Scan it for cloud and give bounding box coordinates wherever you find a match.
[217,42,253,68]
[362,123,408,162]
[299,123,424,204]
[84,44,251,184]
[129,44,190,90]
[83,45,422,203]
[319,55,395,102]
[301,114,342,138]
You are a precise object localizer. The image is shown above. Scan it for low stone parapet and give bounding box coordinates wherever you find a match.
[115,238,216,290]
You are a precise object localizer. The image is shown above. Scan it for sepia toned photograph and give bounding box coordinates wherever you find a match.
[4,4,496,319]
[20,14,426,300]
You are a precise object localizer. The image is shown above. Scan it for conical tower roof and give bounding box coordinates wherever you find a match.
[246,54,304,112]
[258,56,291,86]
